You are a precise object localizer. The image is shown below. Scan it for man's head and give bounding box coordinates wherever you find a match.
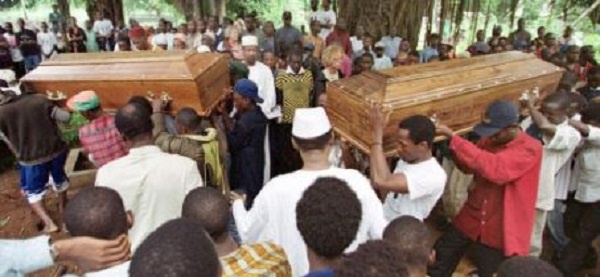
[182,187,229,241]
[64,187,130,240]
[292,107,333,153]
[362,33,373,50]
[474,100,520,146]
[288,51,304,74]
[492,25,502,36]
[581,45,595,62]
[374,41,385,58]
[497,257,562,277]
[197,19,207,33]
[476,29,484,42]
[282,11,293,27]
[566,45,580,64]
[517,18,525,30]
[187,20,197,34]
[567,92,588,118]
[581,102,600,127]
[245,14,256,32]
[242,35,259,65]
[229,61,249,85]
[336,18,347,32]
[310,20,321,36]
[118,37,132,51]
[360,53,374,72]
[383,216,433,276]
[17,18,25,30]
[208,16,218,31]
[541,92,571,125]
[263,21,275,37]
[335,240,409,277]
[4,22,13,34]
[175,107,202,135]
[558,71,578,93]
[311,0,319,11]
[129,27,148,50]
[262,50,277,71]
[115,103,153,143]
[233,78,263,112]
[297,177,362,260]
[395,115,435,163]
[429,33,440,47]
[355,25,365,38]
[130,218,221,277]
[66,90,103,120]
[537,26,546,38]
[322,0,330,10]
[52,4,59,12]
[41,22,48,32]
[545,32,557,47]
[564,26,573,37]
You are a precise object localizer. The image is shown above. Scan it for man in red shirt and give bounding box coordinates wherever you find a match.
[325,18,351,57]
[67,91,127,167]
[429,100,543,277]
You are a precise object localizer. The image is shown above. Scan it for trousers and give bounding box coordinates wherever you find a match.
[557,201,600,276]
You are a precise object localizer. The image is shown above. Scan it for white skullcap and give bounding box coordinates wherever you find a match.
[197,45,211,53]
[375,41,386,48]
[241,35,258,47]
[292,107,332,139]
[153,34,168,46]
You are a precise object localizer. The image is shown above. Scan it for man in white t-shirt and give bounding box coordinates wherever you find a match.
[350,24,365,58]
[37,22,56,60]
[311,0,336,40]
[232,107,387,276]
[369,104,447,221]
[521,92,581,257]
[373,42,393,70]
[93,11,114,51]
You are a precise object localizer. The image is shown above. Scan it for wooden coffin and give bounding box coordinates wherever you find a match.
[326,52,564,156]
[21,51,230,113]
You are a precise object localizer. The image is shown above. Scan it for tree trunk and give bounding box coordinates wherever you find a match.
[86,0,124,25]
[192,0,201,20]
[57,0,70,21]
[338,0,433,49]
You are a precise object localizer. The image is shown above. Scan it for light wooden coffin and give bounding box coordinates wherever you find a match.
[326,52,564,156]
[21,51,230,113]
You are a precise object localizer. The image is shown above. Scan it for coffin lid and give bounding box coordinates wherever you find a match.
[21,51,224,82]
[329,52,563,109]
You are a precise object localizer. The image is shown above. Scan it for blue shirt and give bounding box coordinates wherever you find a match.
[420,46,439,63]
[304,268,334,277]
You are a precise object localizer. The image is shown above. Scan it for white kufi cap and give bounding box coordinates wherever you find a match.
[241,35,258,47]
[292,107,332,139]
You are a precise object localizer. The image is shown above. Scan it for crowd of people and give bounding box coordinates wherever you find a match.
[1,0,600,276]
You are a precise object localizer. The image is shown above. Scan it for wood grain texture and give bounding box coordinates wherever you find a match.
[326,52,563,156]
[21,51,231,113]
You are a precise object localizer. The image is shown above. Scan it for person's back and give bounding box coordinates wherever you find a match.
[63,187,131,277]
[497,256,562,277]
[0,93,67,164]
[96,103,202,250]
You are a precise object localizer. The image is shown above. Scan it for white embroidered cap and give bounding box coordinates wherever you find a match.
[292,107,332,139]
[197,45,211,53]
[241,35,258,47]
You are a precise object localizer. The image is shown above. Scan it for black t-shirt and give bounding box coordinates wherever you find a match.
[17,29,40,56]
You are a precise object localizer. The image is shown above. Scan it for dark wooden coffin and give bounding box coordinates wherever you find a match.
[326,52,564,156]
[21,51,230,114]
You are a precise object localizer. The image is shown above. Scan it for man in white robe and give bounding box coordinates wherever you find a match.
[232,107,387,276]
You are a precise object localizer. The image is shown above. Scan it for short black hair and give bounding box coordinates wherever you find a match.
[383,216,431,272]
[543,92,571,111]
[568,92,588,111]
[176,107,201,130]
[497,256,561,277]
[127,95,153,115]
[130,218,220,277]
[559,71,578,91]
[581,102,600,124]
[115,103,154,141]
[296,177,362,259]
[398,115,436,148]
[64,187,128,240]
[361,53,374,62]
[181,187,230,240]
[292,130,333,151]
[335,240,409,277]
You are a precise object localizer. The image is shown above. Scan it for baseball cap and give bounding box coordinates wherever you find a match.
[233,79,263,104]
[473,100,519,137]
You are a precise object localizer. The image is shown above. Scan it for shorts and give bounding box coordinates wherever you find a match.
[23,55,41,71]
[20,151,69,203]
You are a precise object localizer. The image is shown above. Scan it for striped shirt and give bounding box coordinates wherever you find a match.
[220,242,292,277]
[79,114,127,167]
[275,68,314,124]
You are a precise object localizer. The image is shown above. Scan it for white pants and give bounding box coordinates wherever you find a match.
[263,124,271,184]
[529,209,548,257]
